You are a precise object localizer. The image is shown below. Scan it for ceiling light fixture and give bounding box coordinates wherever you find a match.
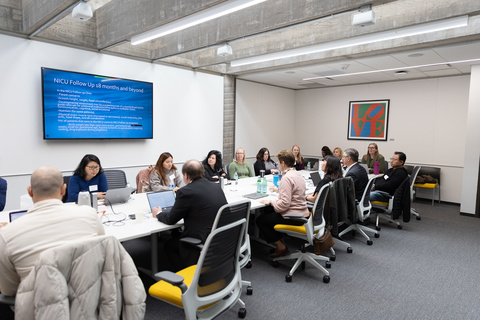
[302,58,480,81]
[217,43,233,56]
[230,15,468,67]
[131,0,266,45]
[72,0,93,21]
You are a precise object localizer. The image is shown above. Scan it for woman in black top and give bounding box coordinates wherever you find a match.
[202,150,226,182]
[306,156,343,203]
[253,147,279,176]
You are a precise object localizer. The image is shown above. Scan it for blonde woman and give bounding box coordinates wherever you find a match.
[333,147,343,161]
[292,144,304,170]
[228,147,254,179]
[361,143,385,174]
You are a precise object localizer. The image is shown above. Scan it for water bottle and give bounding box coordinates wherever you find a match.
[262,177,267,193]
[234,171,238,185]
[220,176,225,190]
[307,162,311,171]
[91,192,98,211]
[374,160,380,175]
[257,176,262,193]
[273,172,279,187]
[78,191,91,207]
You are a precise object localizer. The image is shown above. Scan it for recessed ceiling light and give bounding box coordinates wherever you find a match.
[408,53,424,57]
[395,70,408,75]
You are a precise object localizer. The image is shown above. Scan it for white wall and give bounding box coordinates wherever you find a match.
[0,34,224,210]
[294,76,470,204]
[235,80,296,161]
[236,76,471,204]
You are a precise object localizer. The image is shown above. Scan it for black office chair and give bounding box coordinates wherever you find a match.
[62,175,71,203]
[371,177,411,230]
[104,170,127,189]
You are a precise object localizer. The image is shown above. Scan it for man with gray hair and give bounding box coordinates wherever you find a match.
[152,160,228,271]
[0,166,104,296]
[343,148,369,201]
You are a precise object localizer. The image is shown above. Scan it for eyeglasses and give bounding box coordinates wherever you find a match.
[236,153,244,155]
[86,165,100,170]
[368,147,376,149]
[389,158,399,162]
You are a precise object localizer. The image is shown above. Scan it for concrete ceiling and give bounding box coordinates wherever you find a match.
[2,0,480,90]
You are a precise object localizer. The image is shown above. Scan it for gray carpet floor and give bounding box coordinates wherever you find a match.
[131,199,480,320]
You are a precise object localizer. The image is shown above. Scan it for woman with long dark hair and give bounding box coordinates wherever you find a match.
[67,154,108,202]
[149,152,183,192]
[306,155,343,203]
[202,150,226,182]
[253,147,279,176]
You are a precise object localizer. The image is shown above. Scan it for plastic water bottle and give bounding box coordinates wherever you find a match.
[307,162,311,171]
[257,176,262,193]
[234,171,238,185]
[262,177,267,193]
[220,177,225,190]
[374,161,380,175]
[273,172,279,187]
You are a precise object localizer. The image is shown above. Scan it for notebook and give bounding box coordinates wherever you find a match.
[147,190,176,211]
[310,171,322,187]
[243,192,269,200]
[104,187,132,204]
[9,210,27,222]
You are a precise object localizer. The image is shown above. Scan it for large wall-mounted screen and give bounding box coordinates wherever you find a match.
[42,68,153,139]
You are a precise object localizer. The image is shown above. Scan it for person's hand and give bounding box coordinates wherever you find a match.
[152,206,162,217]
[269,185,278,193]
[212,175,219,180]
[271,169,279,174]
[174,186,180,192]
[260,199,271,205]
[97,192,106,199]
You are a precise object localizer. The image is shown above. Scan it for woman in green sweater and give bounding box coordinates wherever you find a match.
[228,147,254,179]
[361,142,385,174]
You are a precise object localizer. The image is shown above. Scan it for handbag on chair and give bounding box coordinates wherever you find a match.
[313,226,334,255]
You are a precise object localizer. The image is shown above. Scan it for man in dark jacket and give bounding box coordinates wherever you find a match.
[370,151,408,202]
[152,160,227,271]
[343,148,368,202]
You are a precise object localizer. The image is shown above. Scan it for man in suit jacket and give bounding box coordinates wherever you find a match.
[152,160,227,271]
[343,148,368,202]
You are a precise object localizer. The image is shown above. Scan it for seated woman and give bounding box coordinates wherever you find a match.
[202,150,226,182]
[292,144,304,170]
[253,147,279,176]
[306,156,343,203]
[361,142,385,174]
[228,147,254,179]
[321,146,333,158]
[0,177,6,211]
[256,150,309,258]
[67,154,108,203]
[149,152,183,192]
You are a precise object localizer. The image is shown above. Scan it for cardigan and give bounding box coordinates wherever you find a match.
[67,173,108,203]
[149,168,183,192]
[272,169,309,218]
[361,153,386,174]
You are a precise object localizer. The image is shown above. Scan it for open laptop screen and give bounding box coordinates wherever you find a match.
[9,210,28,222]
[147,190,176,210]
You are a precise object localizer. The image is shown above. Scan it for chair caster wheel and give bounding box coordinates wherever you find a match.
[238,308,247,318]
[246,286,253,295]
[416,216,421,220]
[272,261,279,268]
[374,233,380,238]
[330,255,336,261]
[285,275,292,282]
[397,225,403,230]
[347,247,353,253]
[246,261,252,269]
[323,275,330,283]
[326,261,331,268]
[367,240,373,245]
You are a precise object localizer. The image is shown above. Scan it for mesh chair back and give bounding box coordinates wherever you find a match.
[410,166,421,196]
[213,200,251,230]
[362,176,376,208]
[104,170,127,189]
[196,218,245,297]
[312,184,329,228]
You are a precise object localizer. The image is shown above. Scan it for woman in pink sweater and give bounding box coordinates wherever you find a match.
[257,150,309,258]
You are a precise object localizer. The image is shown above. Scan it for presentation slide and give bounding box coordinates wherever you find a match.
[42,68,153,139]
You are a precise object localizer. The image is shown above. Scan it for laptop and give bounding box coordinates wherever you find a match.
[9,210,27,222]
[310,171,322,187]
[104,187,132,204]
[243,192,269,200]
[147,190,176,211]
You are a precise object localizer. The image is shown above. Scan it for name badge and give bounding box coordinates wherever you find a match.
[384,175,389,180]
[89,185,98,192]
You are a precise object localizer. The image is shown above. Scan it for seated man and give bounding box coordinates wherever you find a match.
[152,160,228,271]
[0,166,105,296]
[343,148,368,202]
[0,177,6,211]
[370,151,408,202]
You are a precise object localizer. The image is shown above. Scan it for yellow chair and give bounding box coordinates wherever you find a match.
[149,201,249,319]
[273,184,331,283]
